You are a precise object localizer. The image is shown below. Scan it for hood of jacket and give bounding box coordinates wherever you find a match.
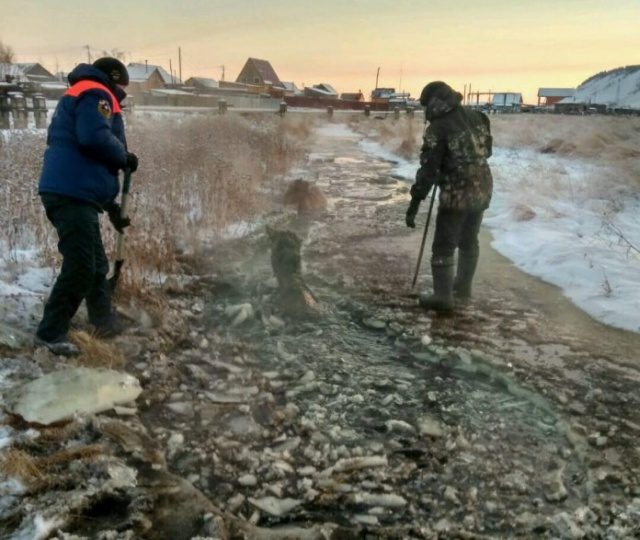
[67,63,127,103]
[420,81,462,121]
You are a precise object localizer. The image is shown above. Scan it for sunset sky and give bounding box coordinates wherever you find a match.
[2,0,638,103]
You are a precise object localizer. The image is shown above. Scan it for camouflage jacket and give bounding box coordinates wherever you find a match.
[412,94,493,212]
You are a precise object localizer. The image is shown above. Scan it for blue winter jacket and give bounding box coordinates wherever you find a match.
[39,64,128,208]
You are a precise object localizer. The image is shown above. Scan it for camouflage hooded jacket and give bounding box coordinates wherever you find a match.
[412,85,493,211]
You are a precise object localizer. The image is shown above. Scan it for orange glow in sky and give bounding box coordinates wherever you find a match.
[2,0,639,103]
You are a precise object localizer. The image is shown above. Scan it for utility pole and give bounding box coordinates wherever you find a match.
[178,47,182,83]
[375,66,380,90]
[463,84,467,105]
[84,45,91,63]
[169,59,174,85]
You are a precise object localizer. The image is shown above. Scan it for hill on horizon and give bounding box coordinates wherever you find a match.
[561,65,640,109]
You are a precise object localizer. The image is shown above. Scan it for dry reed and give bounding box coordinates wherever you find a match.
[1,444,103,490]
[0,112,314,300]
[69,330,125,369]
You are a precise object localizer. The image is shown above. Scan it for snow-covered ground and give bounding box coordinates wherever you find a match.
[359,136,640,333]
[0,248,54,334]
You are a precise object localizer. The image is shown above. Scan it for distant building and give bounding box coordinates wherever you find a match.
[185,77,219,93]
[0,62,55,84]
[280,81,303,96]
[340,91,365,102]
[126,64,167,95]
[304,83,338,99]
[371,87,396,103]
[236,58,283,87]
[537,88,575,107]
[491,92,523,110]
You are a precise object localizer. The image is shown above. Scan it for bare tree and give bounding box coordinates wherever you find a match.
[100,48,126,62]
[0,40,15,63]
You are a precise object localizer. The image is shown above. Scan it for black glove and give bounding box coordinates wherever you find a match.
[410,178,431,201]
[406,197,421,229]
[124,152,138,173]
[106,203,131,233]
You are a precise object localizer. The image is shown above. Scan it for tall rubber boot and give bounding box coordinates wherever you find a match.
[419,256,454,313]
[453,252,479,299]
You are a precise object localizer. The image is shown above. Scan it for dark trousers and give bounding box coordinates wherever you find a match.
[36,194,113,341]
[432,208,484,258]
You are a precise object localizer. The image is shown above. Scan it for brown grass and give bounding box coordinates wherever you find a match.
[69,330,125,369]
[1,444,103,489]
[491,114,640,160]
[0,112,314,299]
[491,115,640,192]
[355,112,640,194]
[0,448,44,485]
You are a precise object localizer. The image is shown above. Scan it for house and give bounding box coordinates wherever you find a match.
[185,77,219,93]
[371,87,396,103]
[537,88,575,107]
[0,62,55,84]
[491,92,523,110]
[340,91,365,102]
[236,58,283,88]
[126,64,167,95]
[280,81,303,96]
[304,83,338,99]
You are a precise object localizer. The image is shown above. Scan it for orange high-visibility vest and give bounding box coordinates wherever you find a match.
[65,80,122,113]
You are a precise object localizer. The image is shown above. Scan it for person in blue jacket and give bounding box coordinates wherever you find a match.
[35,57,138,356]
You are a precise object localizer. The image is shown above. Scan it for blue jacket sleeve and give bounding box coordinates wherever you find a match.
[74,90,127,170]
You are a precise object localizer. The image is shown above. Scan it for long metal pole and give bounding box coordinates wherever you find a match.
[411,185,437,290]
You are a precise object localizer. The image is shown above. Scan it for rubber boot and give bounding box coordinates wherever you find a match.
[453,252,479,299]
[419,256,455,313]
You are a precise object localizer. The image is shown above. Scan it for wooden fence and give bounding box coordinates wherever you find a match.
[0,93,48,129]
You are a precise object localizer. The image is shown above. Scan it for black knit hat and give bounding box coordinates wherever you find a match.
[92,57,129,86]
[419,81,453,106]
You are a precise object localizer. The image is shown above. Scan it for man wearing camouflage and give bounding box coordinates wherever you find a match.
[406,81,493,312]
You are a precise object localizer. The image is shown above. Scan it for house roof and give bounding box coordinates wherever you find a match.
[280,81,301,93]
[127,63,177,84]
[313,83,338,95]
[186,77,219,88]
[491,92,522,106]
[538,88,575,98]
[242,58,282,86]
[0,62,50,79]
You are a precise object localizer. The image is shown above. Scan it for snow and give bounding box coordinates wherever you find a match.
[10,513,63,540]
[562,66,640,109]
[0,248,53,311]
[315,123,361,139]
[486,148,640,332]
[360,132,640,334]
[359,139,417,179]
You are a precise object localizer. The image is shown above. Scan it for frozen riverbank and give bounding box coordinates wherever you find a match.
[359,134,640,333]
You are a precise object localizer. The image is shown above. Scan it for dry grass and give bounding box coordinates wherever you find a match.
[491,115,640,192]
[350,115,423,159]
[1,444,103,490]
[69,330,125,369]
[0,448,44,485]
[0,113,314,299]
[355,112,640,194]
